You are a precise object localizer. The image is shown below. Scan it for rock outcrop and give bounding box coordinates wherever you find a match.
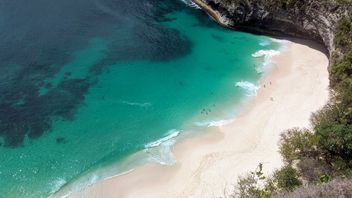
[193,0,352,55]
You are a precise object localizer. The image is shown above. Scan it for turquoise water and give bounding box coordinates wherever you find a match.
[0,1,279,197]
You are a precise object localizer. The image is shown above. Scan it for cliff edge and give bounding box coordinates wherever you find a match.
[192,0,352,56]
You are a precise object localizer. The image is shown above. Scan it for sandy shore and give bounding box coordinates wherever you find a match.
[65,40,329,198]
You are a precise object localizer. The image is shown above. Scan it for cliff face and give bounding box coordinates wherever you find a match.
[197,0,352,55]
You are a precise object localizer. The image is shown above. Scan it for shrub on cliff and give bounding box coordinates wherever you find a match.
[279,128,318,164]
[235,163,273,198]
[234,164,302,197]
[334,17,352,52]
[272,166,302,192]
[274,179,352,198]
[313,16,352,176]
[315,123,352,171]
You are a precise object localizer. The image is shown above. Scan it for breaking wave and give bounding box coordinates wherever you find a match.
[235,81,259,96]
[179,0,201,9]
[195,119,234,127]
[252,49,281,73]
[144,129,182,165]
[50,178,67,195]
[120,100,152,108]
[272,38,290,52]
[252,49,280,58]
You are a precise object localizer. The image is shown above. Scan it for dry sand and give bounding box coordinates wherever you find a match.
[65,41,330,198]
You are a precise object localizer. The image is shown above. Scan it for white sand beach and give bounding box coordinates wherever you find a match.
[66,41,330,198]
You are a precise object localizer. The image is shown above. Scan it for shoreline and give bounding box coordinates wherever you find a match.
[65,40,330,197]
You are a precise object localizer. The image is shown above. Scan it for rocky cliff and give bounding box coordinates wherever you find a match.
[191,1,352,197]
[193,0,352,55]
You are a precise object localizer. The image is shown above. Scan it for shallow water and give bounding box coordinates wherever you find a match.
[0,0,278,197]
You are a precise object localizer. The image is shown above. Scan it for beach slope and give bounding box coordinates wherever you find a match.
[66,41,329,198]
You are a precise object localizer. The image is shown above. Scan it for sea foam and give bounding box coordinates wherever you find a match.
[144,129,181,165]
[235,81,259,96]
[120,100,152,108]
[252,49,280,58]
[145,129,181,148]
[252,49,281,73]
[195,119,234,127]
[272,38,290,52]
[50,178,67,195]
[271,38,290,45]
[179,0,201,9]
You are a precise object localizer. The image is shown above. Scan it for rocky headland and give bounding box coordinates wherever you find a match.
[193,0,352,56]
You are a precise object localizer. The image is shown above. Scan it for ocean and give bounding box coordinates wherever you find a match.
[0,0,280,197]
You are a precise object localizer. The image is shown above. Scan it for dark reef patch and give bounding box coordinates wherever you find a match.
[56,137,66,144]
[0,0,195,147]
[0,65,92,147]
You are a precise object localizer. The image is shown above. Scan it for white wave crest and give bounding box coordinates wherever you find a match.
[252,49,281,73]
[50,178,67,194]
[145,129,181,148]
[179,0,201,9]
[270,38,290,44]
[271,38,290,52]
[144,129,181,165]
[235,81,259,96]
[195,119,234,127]
[252,49,280,58]
[120,100,152,108]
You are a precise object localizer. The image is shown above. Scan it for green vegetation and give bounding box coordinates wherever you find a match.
[234,164,302,198]
[272,166,302,192]
[235,163,272,198]
[315,16,352,176]
[235,8,352,198]
[275,179,352,197]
